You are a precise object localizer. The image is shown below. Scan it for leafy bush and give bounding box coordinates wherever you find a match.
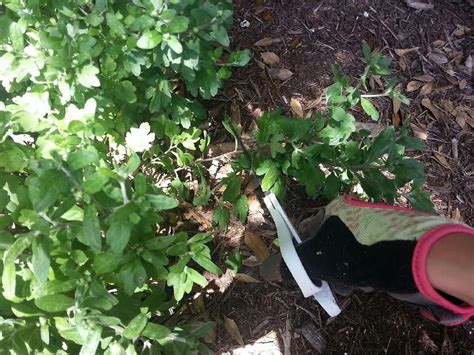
[0,0,248,353]
[233,43,434,212]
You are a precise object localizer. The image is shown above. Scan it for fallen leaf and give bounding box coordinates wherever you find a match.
[414,74,434,82]
[451,208,462,221]
[399,57,407,71]
[223,315,244,346]
[420,82,434,95]
[234,273,261,283]
[406,80,423,92]
[428,51,448,65]
[459,79,467,90]
[421,98,441,119]
[410,123,428,140]
[405,0,434,10]
[433,84,454,92]
[290,98,304,117]
[230,101,241,126]
[441,99,455,114]
[455,110,467,128]
[393,98,401,114]
[261,51,280,65]
[244,177,260,194]
[305,95,323,109]
[242,255,260,267]
[268,67,294,81]
[394,47,420,56]
[244,230,270,262]
[392,112,401,128]
[254,37,273,46]
[433,152,449,168]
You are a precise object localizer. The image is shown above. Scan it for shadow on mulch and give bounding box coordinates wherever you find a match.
[207,0,474,353]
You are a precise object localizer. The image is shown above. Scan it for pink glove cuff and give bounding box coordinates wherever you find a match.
[412,224,474,324]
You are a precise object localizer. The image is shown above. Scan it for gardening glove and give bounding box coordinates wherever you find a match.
[261,195,474,325]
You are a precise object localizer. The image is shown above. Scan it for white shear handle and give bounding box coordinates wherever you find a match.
[263,193,341,317]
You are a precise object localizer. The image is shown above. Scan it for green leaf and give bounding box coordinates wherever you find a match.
[361,98,380,121]
[186,267,208,287]
[142,322,170,341]
[93,251,120,275]
[147,194,179,210]
[123,313,148,339]
[123,154,140,176]
[82,204,102,251]
[233,195,248,223]
[106,221,132,254]
[30,170,69,212]
[212,205,229,230]
[2,263,17,301]
[0,148,28,172]
[137,30,162,49]
[77,64,100,88]
[83,172,109,194]
[192,254,221,275]
[223,174,241,203]
[211,25,229,46]
[32,238,50,284]
[120,81,137,103]
[68,149,100,170]
[256,160,279,191]
[166,35,183,54]
[168,16,189,33]
[35,294,74,312]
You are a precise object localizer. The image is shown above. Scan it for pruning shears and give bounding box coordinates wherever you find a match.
[263,192,341,317]
[227,121,341,317]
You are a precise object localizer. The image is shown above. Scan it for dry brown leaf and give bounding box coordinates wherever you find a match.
[290,98,304,117]
[305,95,323,109]
[451,208,462,221]
[230,101,241,126]
[410,123,428,140]
[244,230,270,262]
[392,112,401,128]
[394,47,420,56]
[393,98,401,114]
[267,67,294,81]
[223,315,244,346]
[441,99,455,114]
[234,273,261,283]
[433,152,450,168]
[420,82,434,95]
[428,51,448,65]
[459,79,467,90]
[254,37,273,46]
[405,0,434,10]
[261,51,280,65]
[399,57,407,72]
[433,84,454,92]
[421,98,441,119]
[406,80,423,92]
[242,255,260,267]
[414,74,434,82]
[244,177,260,194]
[455,111,467,128]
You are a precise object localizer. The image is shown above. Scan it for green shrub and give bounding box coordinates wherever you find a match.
[0,0,248,353]
[232,43,434,212]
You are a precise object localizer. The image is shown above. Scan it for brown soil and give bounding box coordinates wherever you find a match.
[207,0,474,353]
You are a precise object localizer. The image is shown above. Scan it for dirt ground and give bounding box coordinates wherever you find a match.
[205,0,473,353]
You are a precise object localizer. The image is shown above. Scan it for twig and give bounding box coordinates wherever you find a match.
[451,138,458,160]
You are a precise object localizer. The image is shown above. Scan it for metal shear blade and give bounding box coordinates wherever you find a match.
[263,192,341,317]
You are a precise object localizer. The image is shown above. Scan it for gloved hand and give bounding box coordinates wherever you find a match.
[261,195,474,325]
